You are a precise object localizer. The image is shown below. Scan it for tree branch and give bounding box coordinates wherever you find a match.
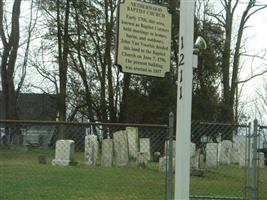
[237,70,267,84]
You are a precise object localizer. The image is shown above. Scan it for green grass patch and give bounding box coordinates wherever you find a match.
[0,149,266,200]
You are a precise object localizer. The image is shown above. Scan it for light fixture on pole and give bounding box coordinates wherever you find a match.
[194,36,207,51]
[193,36,207,69]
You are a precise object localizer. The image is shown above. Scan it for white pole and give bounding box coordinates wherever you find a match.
[174,0,195,199]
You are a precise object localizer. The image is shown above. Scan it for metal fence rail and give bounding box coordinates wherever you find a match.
[190,195,246,200]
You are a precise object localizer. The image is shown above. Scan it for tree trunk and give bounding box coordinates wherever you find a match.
[56,0,70,139]
[119,74,131,122]
[0,0,22,144]
[72,2,94,122]
[221,2,234,122]
[105,0,116,122]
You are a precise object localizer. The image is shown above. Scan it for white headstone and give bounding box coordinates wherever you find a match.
[113,131,129,166]
[239,138,252,168]
[190,143,198,169]
[126,127,138,159]
[140,138,151,161]
[84,135,99,166]
[206,143,218,168]
[52,140,75,166]
[159,156,166,172]
[258,152,265,168]
[165,140,176,158]
[231,142,239,164]
[101,139,113,167]
[195,149,204,169]
[159,156,175,172]
[219,140,232,165]
[137,152,149,168]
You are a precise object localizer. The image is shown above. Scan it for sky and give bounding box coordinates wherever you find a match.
[239,4,267,123]
[201,0,267,123]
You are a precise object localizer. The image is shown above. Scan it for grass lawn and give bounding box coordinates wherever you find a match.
[0,148,266,200]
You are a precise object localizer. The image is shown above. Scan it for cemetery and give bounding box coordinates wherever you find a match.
[1,123,266,199]
[1,0,267,199]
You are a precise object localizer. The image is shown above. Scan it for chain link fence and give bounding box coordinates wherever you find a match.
[0,120,168,200]
[0,119,266,200]
[189,121,250,200]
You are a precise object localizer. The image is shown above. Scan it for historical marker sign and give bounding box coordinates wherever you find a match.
[116,0,172,77]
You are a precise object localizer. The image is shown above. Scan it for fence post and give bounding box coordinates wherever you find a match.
[167,112,174,200]
[252,119,258,200]
[244,122,251,199]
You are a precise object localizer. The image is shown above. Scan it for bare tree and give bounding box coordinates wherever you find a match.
[0,0,22,121]
[16,0,38,97]
[56,0,70,125]
[207,0,267,122]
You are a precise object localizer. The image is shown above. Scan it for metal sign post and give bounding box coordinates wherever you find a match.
[174,0,195,199]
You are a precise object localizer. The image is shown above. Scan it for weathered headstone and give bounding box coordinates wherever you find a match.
[219,140,232,165]
[101,139,113,167]
[84,135,99,166]
[231,142,239,164]
[38,155,47,165]
[137,152,149,168]
[206,143,218,168]
[164,140,176,158]
[195,149,205,169]
[239,138,252,168]
[258,152,265,168]
[23,133,40,146]
[159,156,175,172]
[140,138,151,161]
[153,152,161,162]
[126,127,138,159]
[113,131,129,166]
[52,140,75,166]
[190,143,198,169]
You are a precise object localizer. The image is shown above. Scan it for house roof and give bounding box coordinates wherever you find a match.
[0,92,58,121]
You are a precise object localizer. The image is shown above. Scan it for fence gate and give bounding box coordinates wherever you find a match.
[257,122,267,200]
[166,120,253,200]
[245,120,267,200]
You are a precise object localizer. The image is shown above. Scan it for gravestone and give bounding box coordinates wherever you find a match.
[153,152,161,162]
[219,140,232,165]
[258,152,265,168]
[137,152,149,168]
[164,140,176,158]
[23,134,40,147]
[206,143,218,168]
[126,127,138,159]
[84,135,99,166]
[38,155,47,164]
[101,139,113,167]
[195,149,205,169]
[140,138,151,161]
[52,140,75,166]
[239,138,252,168]
[231,142,239,164]
[159,156,175,172]
[113,131,129,166]
[190,143,198,169]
